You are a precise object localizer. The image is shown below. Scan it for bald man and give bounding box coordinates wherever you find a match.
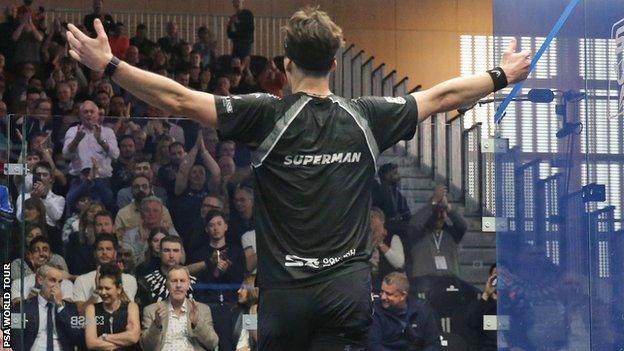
[62,100,120,178]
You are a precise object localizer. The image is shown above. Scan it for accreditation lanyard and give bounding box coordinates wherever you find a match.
[433,230,444,253]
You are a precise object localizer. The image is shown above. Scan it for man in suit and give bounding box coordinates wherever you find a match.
[141,265,219,350]
[11,263,85,351]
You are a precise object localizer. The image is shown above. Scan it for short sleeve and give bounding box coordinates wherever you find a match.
[215,93,277,148]
[352,95,418,152]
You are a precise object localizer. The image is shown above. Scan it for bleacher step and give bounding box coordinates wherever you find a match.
[460,231,496,248]
[459,248,496,265]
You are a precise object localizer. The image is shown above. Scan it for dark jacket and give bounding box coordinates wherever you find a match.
[369,297,441,351]
[11,296,86,351]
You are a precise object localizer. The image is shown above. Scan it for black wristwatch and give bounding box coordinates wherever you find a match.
[104,56,121,77]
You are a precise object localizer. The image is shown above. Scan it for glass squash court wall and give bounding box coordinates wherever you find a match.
[494,0,624,349]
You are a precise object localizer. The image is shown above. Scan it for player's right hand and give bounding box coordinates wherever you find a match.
[66,19,113,72]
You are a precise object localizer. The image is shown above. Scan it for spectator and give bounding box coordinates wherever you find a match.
[241,229,256,274]
[157,21,182,57]
[152,134,174,174]
[187,210,245,305]
[111,134,137,192]
[408,185,467,295]
[136,235,197,308]
[256,56,287,98]
[0,6,18,69]
[10,232,67,283]
[11,259,74,306]
[157,141,187,196]
[7,62,36,106]
[84,263,140,350]
[64,156,115,212]
[140,265,219,350]
[64,203,106,276]
[227,0,254,60]
[372,162,412,233]
[109,21,130,59]
[135,226,167,278]
[369,272,441,351]
[62,100,118,174]
[234,274,259,351]
[73,234,138,314]
[20,196,47,230]
[370,207,405,294]
[193,67,212,92]
[466,264,497,351]
[170,131,220,236]
[15,162,65,254]
[228,185,254,248]
[193,25,217,69]
[144,106,185,146]
[83,0,115,36]
[23,131,67,191]
[10,263,86,351]
[115,175,174,236]
[129,23,156,64]
[124,44,140,66]
[116,159,167,208]
[175,67,191,87]
[213,75,231,96]
[11,8,44,66]
[61,193,92,244]
[151,48,170,72]
[121,196,178,266]
[186,194,226,250]
[59,55,88,89]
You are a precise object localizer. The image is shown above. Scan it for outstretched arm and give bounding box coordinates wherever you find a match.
[67,19,218,127]
[413,38,531,122]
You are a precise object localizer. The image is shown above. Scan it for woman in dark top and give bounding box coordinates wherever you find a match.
[85,263,140,350]
[134,227,166,278]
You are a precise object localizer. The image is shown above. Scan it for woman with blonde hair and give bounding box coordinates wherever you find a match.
[235,274,259,351]
[85,262,140,350]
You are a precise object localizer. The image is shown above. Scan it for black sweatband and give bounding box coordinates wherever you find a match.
[486,67,508,92]
[104,56,121,77]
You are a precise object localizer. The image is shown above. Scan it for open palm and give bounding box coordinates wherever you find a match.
[66,18,113,72]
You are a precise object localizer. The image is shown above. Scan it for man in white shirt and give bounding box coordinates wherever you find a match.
[15,162,65,228]
[73,233,137,314]
[62,100,120,178]
[11,263,85,351]
[141,265,219,350]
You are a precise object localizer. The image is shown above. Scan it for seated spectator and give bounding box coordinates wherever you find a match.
[129,23,156,64]
[61,194,92,244]
[10,263,86,351]
[11,224,68,281]
[7,62,35,106]
[125,44,140,67]
[408,185,467,296]
[152,134,174,174]
[52,80,74,116]
[108,21,129,59]
[135,226,167,278]
[228,185,254,248]
[136,235,197,308]
[64,202,105,276]
[85,263,140,350]
[83,0,115,36]
[19,196,47,232]
[369,272,441,351]
[11,261,74,306]
[117,159,167,208]
[213,75,231,96]
[187,210,245,305]
[157,21,182,57]
[13,148,41,196]
[73,234,138,314]
[234,274,259,351]
[64,156,115,212]
[193,25,217,69]
[370,207,405,293]
[256,56,287,98]
[141,265,219,350]
[466,264,497,351]
[372,163,412,237]
[15,161,65,254]
[193,67,213,92]
[122,196,178,265]
[22,131,67,191]
[157,141,187,196]
[241,229,256,274]
[186,194,227,250]
[115,176,174,236]
[111,134,137,192]
[144,105,186,147]
[62,100,120,185]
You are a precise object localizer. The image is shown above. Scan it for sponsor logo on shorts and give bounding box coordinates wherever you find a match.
[283,152,362,166]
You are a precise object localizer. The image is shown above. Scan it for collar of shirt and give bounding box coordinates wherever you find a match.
[37,294,50,308]
[167,299,188,314]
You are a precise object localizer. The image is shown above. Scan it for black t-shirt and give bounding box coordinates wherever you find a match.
[215,92,418,288]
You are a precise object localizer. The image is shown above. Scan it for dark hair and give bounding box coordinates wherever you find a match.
[489,263,497,276]
[34,161,52,174]
[205,209,227,226]
[97,262,129,302]
[28,236,50,253]
[136,23,147,30]
[25,222,47,240]
[282,6,343,76]
[160,235,183,251]
[169,141,185,152]
[378,163,398,179]
[94,210,114,223]
[118,134,135,144]
[94,233,119,251]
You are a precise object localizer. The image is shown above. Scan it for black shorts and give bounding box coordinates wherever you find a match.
[258,268,373,351]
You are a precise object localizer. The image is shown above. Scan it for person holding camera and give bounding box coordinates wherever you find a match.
[466,264,497,351]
